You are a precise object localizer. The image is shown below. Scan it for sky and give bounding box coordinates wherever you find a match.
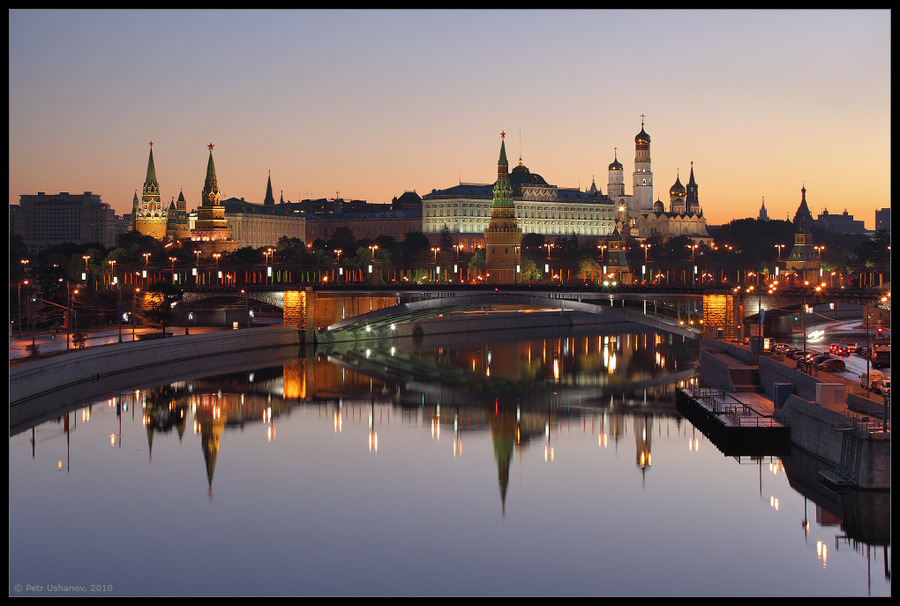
[8,9,891,228]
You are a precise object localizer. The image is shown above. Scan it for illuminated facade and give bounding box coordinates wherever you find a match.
[132,143,168,239]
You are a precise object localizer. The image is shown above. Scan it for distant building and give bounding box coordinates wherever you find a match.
[875,207,890,232]
[815,208,865,234]
[11,191,122,254]
[279,195,420,243]
[758,197,769,221]
[221,197,305,250]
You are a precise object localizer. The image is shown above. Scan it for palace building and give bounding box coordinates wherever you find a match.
[422,144,616,251]
[423,118,711,251]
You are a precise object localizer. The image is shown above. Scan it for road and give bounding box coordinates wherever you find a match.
[9,325,231,362]
[766,317,890,394]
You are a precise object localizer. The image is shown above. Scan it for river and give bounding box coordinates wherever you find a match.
[8,319,890,596]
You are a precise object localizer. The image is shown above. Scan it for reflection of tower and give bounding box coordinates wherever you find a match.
[635,414,652,484]
[632,116,653,211]
[488,404,517,517]
[194,397,225,499]
[484,132,522,284]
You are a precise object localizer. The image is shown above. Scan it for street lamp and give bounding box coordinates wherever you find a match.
[132,288,140,341]
[774,244,785,262]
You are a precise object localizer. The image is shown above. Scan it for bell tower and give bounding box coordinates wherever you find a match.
[632,115,653,211]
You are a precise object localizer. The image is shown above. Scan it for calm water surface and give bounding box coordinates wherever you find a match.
[9,325,890,596]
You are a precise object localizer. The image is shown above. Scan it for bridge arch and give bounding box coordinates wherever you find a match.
[318,291,701,343]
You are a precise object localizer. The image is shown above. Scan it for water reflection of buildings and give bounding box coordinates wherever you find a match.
[27,337,888,584]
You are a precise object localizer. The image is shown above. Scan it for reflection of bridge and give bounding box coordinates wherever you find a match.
[180,285,889,344]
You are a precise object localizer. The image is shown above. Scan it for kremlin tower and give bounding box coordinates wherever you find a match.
[133,142,168,239]
[190,143,233,247]
[484,132,522,283]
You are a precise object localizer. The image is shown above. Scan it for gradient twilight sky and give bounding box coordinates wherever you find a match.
[9,9,891,228]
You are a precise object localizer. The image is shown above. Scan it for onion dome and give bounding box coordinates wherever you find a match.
[669,173,685,197]
[635,127,650,145]
[608,152,623,171]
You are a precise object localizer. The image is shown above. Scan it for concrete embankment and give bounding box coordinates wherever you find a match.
[10,326,300,433]
[697,338,889,490]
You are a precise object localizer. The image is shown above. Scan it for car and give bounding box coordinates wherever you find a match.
[860,371,884,390]
[810,353,831,365]
[829,343,841,354]
[818,358,846,372]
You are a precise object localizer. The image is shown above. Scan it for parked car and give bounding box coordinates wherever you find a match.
[810,354,832,366]
[818,358,846,372]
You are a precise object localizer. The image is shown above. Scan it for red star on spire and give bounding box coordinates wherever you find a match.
[501,131,505,139]
[208,143,214,151]
[149,141,153,147]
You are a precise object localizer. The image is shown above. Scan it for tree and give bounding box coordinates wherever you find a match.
[142,280,182,334]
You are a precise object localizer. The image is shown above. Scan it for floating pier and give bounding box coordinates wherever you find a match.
[676,386,791,456]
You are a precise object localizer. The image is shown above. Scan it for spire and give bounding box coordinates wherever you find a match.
[202,143,220,206]
[492,132,513,209]
[145,142,158,186]
[264,170,275,205]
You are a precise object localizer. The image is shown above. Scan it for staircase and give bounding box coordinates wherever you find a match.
[730,367,764,393]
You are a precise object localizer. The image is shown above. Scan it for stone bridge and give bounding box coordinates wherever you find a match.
[180,285,888,345]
